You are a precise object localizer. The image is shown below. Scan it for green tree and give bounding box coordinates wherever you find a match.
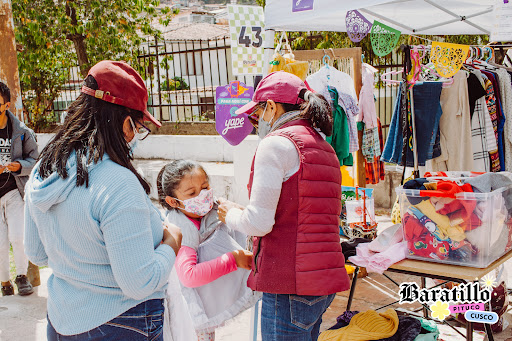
[12,0,174,131]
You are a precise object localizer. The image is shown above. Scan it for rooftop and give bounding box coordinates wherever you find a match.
[154,21,230,40]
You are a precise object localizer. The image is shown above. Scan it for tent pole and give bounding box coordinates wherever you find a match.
[413,8,493,33]
[409,87,420,178]
[423,0,491,34]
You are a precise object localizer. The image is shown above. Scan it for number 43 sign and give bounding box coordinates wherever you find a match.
[228,5,265,75]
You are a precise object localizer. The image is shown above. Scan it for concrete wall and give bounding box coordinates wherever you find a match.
[367,165,402,210]
[36,133,243,163]
[35,133,398,209]
[35,133,260,205]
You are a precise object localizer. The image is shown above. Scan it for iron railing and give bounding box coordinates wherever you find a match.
[47,38,403,138]
[136,36,257,122]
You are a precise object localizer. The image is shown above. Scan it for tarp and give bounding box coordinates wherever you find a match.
[264,0,494,35]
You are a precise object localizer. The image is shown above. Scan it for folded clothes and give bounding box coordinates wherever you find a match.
[327,311,422,341]
[341,238,371,261]
[403,213,450,260]
[403,211,476,262]
[349,224,408,274]
[379,316,422,341]
[319,309,399,341]
[433,181,480,230]
[329,311,360,330]
[414,200,466,242]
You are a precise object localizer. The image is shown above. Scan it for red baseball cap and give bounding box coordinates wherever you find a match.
[235,71,308,116]
[81,60,161,127]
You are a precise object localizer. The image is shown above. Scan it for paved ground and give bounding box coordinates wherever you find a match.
[2,215,512,340]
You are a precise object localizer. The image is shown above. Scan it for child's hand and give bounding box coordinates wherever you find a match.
[231,250,253,270]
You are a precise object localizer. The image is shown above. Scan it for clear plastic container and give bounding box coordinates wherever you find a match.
[396,185,512,268]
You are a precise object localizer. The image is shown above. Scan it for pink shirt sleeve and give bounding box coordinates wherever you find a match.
[175,246,238,288]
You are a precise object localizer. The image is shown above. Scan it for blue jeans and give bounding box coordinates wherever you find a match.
[47,299,165,341]
[261,293,336,341]
[381,81,443,167]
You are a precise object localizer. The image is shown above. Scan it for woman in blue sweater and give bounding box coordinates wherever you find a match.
[24,61,182,341]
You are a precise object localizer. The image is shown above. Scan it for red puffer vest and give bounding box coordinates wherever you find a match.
[247,119,350,295]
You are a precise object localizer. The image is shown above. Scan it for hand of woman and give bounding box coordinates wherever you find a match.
[217,197,245,224]
[162,222,182,256]
[231,250,253,270]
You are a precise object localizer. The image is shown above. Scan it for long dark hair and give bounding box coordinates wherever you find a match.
[157,160,208,211]
[38,75,150,193]
[263,89,333,136]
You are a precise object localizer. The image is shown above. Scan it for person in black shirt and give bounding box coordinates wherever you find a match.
[0,82,39,296]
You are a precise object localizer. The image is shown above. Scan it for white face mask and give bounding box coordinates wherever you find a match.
[257,103,275,139]
[175,189,214,217]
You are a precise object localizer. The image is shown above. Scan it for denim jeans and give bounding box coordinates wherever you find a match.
[381,82,443,167]
[47,299,165,341]
[261,293,336,341]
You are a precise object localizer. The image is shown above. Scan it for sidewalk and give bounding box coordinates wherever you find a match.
[2,215,512,340]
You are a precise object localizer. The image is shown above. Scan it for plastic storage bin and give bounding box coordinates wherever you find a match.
[396,185,512,268]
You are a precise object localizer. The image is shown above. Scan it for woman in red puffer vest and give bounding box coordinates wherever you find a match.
[218,71,350,341]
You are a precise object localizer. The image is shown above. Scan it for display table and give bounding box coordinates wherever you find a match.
[346,249,512,341]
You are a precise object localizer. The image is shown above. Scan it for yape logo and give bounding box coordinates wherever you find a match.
[398,282,491,305]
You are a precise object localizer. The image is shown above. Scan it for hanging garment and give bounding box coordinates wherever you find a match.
[359,64,379,129]
[339,92,360,153]
[481,70,506,170]
[306,67,360,152]
[496,69,512,171]
[268,53,309,81]
[426,71,474,171]
[306,66,358,99]
[381,81,443,167]
[362,127,381,162]
[483,77,501,172]
[470,70,498,172]
[327,88,353,166]
[366,119,386,185]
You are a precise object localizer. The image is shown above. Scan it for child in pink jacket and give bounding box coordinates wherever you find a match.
[158,160,260,341]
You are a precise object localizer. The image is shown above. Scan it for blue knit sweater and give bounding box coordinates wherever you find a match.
[24,153,175,335]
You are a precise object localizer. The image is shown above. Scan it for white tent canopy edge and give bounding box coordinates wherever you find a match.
[264,0,495,35]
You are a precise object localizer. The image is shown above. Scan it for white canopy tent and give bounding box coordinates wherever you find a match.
[264,0,495,35]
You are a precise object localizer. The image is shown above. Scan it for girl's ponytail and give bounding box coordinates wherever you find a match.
[299,89,333,136]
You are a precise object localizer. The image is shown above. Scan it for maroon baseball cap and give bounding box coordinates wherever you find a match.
[81,60,161,127]
[235,71,308,116]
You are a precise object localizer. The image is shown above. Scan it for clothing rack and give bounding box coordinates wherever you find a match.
[293,48,365,187]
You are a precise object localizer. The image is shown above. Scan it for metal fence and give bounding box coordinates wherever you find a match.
[136,36,257,123]
[48,38,403,136]
[368,50,403,141]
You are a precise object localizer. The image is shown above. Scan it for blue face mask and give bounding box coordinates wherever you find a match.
[257,104,275,139]
[128,138,139,156]
[127,117,143,155]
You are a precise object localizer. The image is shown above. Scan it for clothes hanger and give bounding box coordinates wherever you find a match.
[411,45,454,88]
[381,69,403,85]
